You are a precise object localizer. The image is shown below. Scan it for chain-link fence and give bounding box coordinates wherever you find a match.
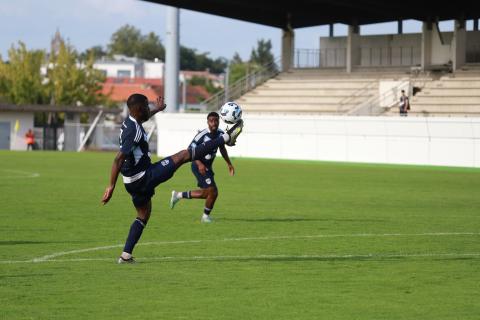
[32,121,157,152]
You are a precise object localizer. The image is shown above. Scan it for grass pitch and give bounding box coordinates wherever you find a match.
[0,151,479,319]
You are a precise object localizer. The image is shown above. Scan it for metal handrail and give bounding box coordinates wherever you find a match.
[201,57,281,111]
[336,81,377,114]
[347,80,410,116]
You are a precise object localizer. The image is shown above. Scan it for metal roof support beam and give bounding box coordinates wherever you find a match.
[421,21,433,71]
[281,16,295,72]
[452,18,466,71]
[346,24,360,73]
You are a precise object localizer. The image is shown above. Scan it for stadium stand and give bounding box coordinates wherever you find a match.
[237,68,413,115]
[233,66,480,117]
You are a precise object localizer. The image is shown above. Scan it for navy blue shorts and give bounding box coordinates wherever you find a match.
[191,162,216,189]
[124,156,176,207]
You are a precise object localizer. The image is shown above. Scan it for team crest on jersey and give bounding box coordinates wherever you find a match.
[161,159,170,166]
[205,178,212,185]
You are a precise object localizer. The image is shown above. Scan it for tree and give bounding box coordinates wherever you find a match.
[79,45,106,62]
[138,32,165,61]
[108,24,143,58]
[231,52,243,64]
[0,38,109,107]
[0,42,48,105]
[108,25,164,61]
[46,39,107,106]
[107,24,227,73]
[228,39,276,84]
[188,76,221,95]
[249,39,275,67]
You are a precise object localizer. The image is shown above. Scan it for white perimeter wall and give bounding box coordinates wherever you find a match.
[156,114,480,168]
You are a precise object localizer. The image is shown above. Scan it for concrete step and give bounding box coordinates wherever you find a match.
[274,77,377,83]
[264,82,377,89]
[239,95,368,104]
[412,97,480,104]
[417,88,480,96]
[409,105,480,112]
[384,110,480,117]
[241,103,353,113]
[424,81,480,88]
[246,89,376,96]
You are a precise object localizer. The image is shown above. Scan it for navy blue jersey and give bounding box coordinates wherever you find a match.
[189,128,224,168]
[119,116,151,178]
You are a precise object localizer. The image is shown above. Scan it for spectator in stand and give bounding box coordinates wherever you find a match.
[399,90,410,117]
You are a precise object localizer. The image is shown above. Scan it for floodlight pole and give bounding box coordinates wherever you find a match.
[165,6,180,112]
[224,61,230,103]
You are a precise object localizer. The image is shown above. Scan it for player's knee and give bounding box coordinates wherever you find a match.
[200,189,209,198]
[209,187,218,199]
[137,216,149,226]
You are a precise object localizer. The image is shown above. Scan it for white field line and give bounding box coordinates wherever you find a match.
[8,231,477,264]
[1,252,480,265]
[0,169,40,179]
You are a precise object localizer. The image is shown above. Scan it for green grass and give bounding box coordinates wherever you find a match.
[0,151,479,319]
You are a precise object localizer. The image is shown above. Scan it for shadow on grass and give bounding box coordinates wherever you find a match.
[0,240,90,246]
[141,255,479,264]
[0,273,54,280]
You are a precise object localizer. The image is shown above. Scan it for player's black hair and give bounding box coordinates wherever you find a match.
[401,90,405,93]
[207,111,220,119]
[127,93,148,109]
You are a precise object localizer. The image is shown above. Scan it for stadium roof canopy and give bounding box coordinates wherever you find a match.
[144,0,480,29]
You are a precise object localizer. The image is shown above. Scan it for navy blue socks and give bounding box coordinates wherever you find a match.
[123,218,146,254]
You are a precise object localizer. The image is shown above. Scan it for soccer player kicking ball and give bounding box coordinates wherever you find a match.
[101,94,243,264]
[169,112,234,223]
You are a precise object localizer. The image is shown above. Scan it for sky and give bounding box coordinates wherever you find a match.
[0,0,470,63]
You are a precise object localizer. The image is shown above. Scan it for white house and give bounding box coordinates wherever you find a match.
[94,55,164,79]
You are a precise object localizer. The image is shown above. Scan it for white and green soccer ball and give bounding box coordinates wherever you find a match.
[220,101,242,124]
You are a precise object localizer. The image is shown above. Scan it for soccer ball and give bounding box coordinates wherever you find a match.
[220,102,242,124]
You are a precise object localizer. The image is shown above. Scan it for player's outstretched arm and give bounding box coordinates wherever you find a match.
[148,96,167,119]
[101,151,126,205]
[219,145,234,176]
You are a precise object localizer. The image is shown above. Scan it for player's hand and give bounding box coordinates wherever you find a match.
[198,165,207,176]
[155,96,166,112]
[101,186,115,205]
[228,164,235,176]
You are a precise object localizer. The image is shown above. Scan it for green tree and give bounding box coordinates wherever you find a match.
[249,39,275,66]
[229,62,248,84]
[228,40,276,84]
[231,52,243,64]
[108,24,143,58]
[0,42,48,104]
[79,45,106,62]
[46,40,107,106]
[0,39,109,107]
[188,76,221,95]
[108,25,164,61]
[138,32,165,61]
[107,24,226,73]
[183,48,226,74]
